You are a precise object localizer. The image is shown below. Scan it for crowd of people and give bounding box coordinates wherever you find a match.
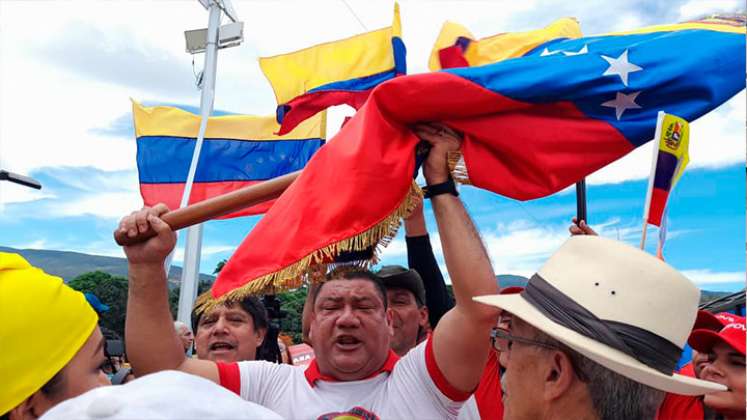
[1,124,745,419]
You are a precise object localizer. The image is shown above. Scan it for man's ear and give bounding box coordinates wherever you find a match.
[418,306,429,328]
[544,350,577,401]
[255,327,267,347]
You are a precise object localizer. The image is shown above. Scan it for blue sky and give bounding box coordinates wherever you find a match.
[0,0,744,292]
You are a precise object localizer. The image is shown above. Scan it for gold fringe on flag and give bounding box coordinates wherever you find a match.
[448,151,472,185]
[194,180,424,315]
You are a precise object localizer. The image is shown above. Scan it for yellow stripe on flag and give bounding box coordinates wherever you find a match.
[132,101,327,141]
[259,3,402,106]
[428,17,582,71]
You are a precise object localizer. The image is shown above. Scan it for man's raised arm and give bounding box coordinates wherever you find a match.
[413,123,500,394]
[119,204,219,382]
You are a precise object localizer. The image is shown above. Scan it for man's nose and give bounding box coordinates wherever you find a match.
[211,317,229,334]
[336,306,361,328]
[700,361,724,379]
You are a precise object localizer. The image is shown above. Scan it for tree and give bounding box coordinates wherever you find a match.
[68,271,129,338]
[168,281,213,321]
[276,286,309,343]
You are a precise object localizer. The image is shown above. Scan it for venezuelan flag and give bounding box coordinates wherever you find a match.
[203,17,745,301]
[644,112,690,227]
[259,3,405,135]
[428,17,582,70]
[133,102,326,218]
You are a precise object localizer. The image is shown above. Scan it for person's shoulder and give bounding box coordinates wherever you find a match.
[656,392,703,420]
[237,360,303,373]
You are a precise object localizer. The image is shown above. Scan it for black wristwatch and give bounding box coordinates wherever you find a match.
[423,176,459,199]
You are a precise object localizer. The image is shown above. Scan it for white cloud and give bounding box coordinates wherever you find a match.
[587,91,746,185]
[378,236,409,260]
[681,269,745,285]
[55,190,144,219]
[678,0,744,20]
[0,182,55,205]
[171,243,236,264]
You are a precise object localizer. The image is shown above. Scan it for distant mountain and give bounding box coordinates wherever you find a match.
[0,246,215,287]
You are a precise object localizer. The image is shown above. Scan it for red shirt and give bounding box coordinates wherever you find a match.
[474,350,504,419]
[656,364,704,420]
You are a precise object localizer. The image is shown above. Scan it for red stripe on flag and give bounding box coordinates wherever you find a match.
[457,101,633,200]
[140,181,273,219]
[647,187,669,226]
[278,90,370,135]
[438,45,470,69]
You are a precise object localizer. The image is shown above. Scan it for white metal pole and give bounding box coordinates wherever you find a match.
[175,0,222,330]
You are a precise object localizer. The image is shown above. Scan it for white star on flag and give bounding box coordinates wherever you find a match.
[601,49,642,86]
[602,91,642,120]
[563,44,588,56]
[540,44,588,57]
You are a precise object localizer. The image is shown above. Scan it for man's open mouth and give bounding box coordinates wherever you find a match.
[334,335,362,350]
[209,342,236,352]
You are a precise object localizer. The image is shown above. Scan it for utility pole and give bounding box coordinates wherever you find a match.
[172,0,243,337]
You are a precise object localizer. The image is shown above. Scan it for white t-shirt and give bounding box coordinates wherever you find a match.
[218,338,470,420]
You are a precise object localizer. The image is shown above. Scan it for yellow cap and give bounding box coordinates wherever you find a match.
[0,253,98,415]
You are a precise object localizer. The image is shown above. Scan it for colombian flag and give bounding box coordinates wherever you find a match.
[133,102,326,218]
[205,18,745,302]
[644,112,690,227]
[259,3,405,135]
[428,17,582,71]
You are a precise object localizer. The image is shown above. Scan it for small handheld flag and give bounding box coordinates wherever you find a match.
[640,111,690,252]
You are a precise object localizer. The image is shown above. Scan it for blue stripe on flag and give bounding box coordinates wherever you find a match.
[137,136,323,183]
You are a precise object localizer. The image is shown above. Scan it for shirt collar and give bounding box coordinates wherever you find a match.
[304,350,400,387]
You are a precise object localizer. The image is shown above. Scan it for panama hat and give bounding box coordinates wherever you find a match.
[474,236,725,395]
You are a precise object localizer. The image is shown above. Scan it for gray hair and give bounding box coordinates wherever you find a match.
[534,330,666,420]
[174,320,191,334]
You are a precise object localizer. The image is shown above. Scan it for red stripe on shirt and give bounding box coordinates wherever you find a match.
[425,336,472,402]
[217,362,241,395]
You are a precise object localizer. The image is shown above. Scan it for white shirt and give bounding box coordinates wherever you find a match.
[218,338,470,419]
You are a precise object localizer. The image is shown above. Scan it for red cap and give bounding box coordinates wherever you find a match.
[693,310,742,332]
[688,317,746,356]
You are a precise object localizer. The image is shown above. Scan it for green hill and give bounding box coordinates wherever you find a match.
[0,246,215,287]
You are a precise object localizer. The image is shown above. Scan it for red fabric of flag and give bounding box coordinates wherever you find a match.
[209,72,630,299]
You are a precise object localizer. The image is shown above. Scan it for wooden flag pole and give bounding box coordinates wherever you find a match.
[640,221,648,249]
[114,170,301,246]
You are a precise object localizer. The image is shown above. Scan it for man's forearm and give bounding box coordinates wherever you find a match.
[431,194,498,321]
[125,263,186,376]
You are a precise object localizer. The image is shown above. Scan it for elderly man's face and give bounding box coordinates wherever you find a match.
[177,325,194,352]
[311,278,393,381]
[501,318,553,420]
